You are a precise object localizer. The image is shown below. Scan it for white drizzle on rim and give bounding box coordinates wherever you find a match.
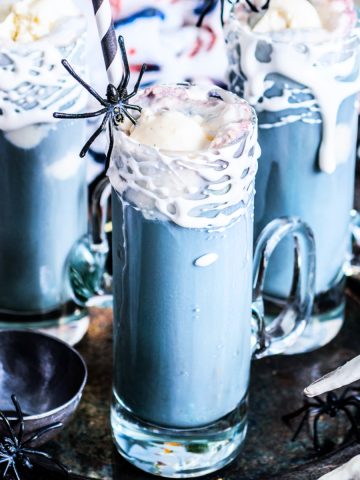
[0,14,88,133]
[108,84,260,230]
[226,0,360,174]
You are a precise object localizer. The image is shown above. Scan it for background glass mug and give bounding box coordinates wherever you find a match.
[0,16,93,346]
[75,84,315,477]
[225,2,360,353]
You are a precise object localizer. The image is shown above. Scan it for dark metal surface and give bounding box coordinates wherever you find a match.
[27,290,358,480]
[0,330,87,447]
[10,160,360,479]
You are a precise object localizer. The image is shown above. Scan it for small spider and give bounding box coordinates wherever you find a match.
[0,395,68,480]
[54,35,146,170]
[283,388,360,452]
[196,0,270,27]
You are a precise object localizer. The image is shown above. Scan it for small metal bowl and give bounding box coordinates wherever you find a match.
[0,329,87,445]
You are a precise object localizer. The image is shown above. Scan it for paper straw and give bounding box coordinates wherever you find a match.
[92,0,123,87]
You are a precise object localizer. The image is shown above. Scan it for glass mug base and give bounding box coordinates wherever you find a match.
[263,278,345,354]
[111,394,248,478]
[0,303,89,346]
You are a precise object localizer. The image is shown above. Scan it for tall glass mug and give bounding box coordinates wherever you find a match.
[0,4,91,345]
[225,0,360,352]
[103,84,315,477]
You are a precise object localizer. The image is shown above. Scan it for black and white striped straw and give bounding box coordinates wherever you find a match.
[92,0,123,87]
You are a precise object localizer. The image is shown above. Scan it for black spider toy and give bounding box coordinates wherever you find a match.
[283,388,360,452]
[54,36,146,170]
[0,395,67,480]
[196,0,270,27]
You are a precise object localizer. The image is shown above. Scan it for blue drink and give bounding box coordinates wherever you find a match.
[0,121,87,315]
[112,193,253,428]
[0,6,89,344]
[109,83,315,477]
[226,2,360,351]
[109,83,260,476]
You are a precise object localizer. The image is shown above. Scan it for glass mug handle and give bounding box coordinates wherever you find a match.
[251,218,316,359]
[68,177,112,304]
[348,209,360,278]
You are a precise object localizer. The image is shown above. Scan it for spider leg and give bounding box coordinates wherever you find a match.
[196,0,216,27]
[344,399,360,412]
[22,422,63,447]
[291,409,314,442]
[220,0,225,25]
[341,387,360,401]
[342,406,360,441]
[20,449,68,475]
[11,395,24,446]
[122,109,137,125]
[118,36,130,90]
[105,121,114,172]
[54,107,108,120]
[10,463,21,480]
[61,60,107,107]
[313,410,326,452]
[125,64,147,101]
[283,402,320,425]
[123,104,142,112]
[3,460,15,480]
[0,411,17,444]
[245,0,259,12]
[80,111,111,158]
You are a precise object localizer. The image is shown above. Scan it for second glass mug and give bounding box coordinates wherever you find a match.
[0,24,92,346]
[72,84,315,477]
[225,2,360,353]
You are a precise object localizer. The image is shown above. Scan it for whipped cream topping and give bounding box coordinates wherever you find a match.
[235,0,357,34]
[0,0,79,42]
[226,0,360,174]
[0,0,87,132]
[252,0,323,33]
[108,84,260,229]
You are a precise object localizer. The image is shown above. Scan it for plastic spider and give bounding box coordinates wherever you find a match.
[0,395,68,480]
[54,35,146,170]
[283,388,360,452]
[196,0,270,26]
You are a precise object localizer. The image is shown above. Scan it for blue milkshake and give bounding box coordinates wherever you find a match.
[0,121,87,314]
[109,83,260,476]
[112,193,253,428]
[0,0,89,343]
[225,0,360,351]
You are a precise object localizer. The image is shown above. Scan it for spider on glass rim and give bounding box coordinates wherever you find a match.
[0,395,68,480]
[196,0,271,27]
[54,35,146,170]
[283,388,360,452]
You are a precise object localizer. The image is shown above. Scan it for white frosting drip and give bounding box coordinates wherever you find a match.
[226,1,360,174]
[318,455,360,479]
[108,84,260,230]
[304,354,360,397]
[0,15,87,132]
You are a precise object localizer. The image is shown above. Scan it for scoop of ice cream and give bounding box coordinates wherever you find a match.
[252,0,323,33]
[0,0,80,42]
[130,109,211,151]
